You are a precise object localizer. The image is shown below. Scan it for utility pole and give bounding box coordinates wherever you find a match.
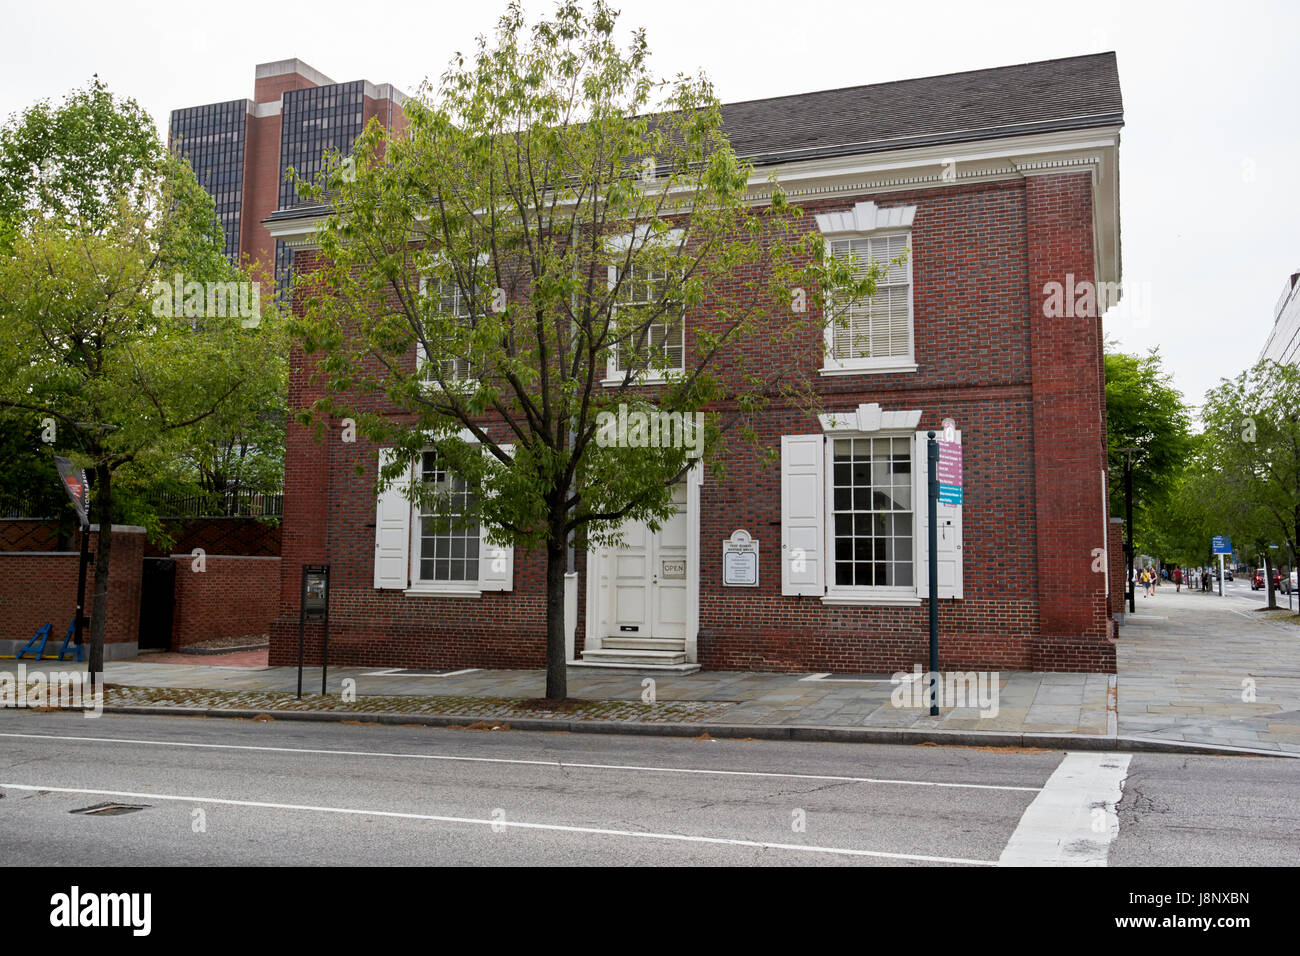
[927,431,940,717]
[1121,447,1136,615]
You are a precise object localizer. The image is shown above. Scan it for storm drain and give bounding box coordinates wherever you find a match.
[70,802,150,816]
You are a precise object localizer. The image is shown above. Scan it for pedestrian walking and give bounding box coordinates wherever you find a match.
[1173,567,1182,592]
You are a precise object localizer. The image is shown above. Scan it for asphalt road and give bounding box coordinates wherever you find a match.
[1,710,1297,866]
[1160,576,1296,608]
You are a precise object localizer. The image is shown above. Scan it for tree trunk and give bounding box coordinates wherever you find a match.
[1264,552,1278,610]
[544,535,568,700]
[88,463,113,690]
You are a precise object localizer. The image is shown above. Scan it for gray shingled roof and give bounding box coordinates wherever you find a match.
[721,52,1123,166]
[266,53,1123,225]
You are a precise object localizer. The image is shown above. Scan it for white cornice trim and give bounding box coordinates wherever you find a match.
[262,125,1121,286]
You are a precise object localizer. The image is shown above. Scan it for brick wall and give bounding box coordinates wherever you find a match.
[0,526,143,655]
[272,173,1116,674]
[145,518,280,558]
[1109,517,1126,616]
[1023,172,1113,671]
[171,555,281,647]
[0,519,66,552]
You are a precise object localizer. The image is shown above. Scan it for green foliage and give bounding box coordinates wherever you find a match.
[0,76,166,249]
[295,0,875,555]
[1105,346,1194,554]
[0,79,288,533]
[1200,359,1300,566]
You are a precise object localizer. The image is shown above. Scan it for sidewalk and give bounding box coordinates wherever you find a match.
[1117,583,1300,754]
[8,584,1298,755]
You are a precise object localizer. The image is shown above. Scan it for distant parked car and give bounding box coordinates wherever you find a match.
[1251,569,1282,590]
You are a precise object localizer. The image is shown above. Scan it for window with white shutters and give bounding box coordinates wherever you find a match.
[415,452,480,584]
[825,233,914,373]
[374,441,514,597]
[779,415,962,605]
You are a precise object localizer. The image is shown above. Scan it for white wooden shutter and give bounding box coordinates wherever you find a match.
[478,444,514,591]
[914,431,963,599]
[781,434,825,596]
[374,448,412,590]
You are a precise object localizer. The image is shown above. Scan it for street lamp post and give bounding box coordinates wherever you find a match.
[1122,448,1136,615]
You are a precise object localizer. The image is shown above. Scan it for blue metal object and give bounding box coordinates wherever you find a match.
[55,620,82,662]
[15,624,53,661]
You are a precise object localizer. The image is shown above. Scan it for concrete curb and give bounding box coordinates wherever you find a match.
[77,703,1300,759]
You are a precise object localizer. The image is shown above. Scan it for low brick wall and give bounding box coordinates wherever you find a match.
[170,555,280,648]
[146,518,280,559]
[0,519,68,552]
[1109,518,1126,617]
[0,525,144,659]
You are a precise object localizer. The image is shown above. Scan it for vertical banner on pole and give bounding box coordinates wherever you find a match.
[53,456,91,653]
[927,432,940,717]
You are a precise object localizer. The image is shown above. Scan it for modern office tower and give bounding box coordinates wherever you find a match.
[1259,267,1300,367]
[168,59,406,287]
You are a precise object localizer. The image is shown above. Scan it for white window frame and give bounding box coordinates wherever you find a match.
[407,449,482,596]
[821,229,916,376]
[601,229,687,387]
[821,430,921,606]
[416,274,482,391]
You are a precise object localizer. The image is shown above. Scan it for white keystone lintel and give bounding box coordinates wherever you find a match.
[815,200,917,236]
[818,403,922,434]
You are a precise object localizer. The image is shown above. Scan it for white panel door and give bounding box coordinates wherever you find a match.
[651,482,688,640]
[608,482,688,640]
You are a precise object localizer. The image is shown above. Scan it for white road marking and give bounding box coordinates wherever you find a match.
[997,752,1131,867]
[359,668,481,677]
[0,782,997,865]
[800,672,921,683]
[0,730,1040,792]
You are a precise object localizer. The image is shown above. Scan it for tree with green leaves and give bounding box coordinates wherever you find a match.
[294,0,879,698]
[0,80,285,682]
[1105,346,1194,567]
[1201,359,1300,610]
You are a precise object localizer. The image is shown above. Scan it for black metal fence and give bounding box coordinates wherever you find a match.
[1,491,282,520]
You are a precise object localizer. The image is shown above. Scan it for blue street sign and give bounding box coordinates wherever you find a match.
[1212,536,1232,555]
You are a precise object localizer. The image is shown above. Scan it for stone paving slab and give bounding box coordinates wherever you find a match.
[1116,585,1300,753]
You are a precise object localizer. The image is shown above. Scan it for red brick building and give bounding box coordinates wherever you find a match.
[266,53,1124,675]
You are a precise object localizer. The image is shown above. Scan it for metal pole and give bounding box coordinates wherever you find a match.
[74,522,89,652]
[321,611,330,697]
[928,431,940,717]
[1124,452,1135,614]
[296,616,305,699]
[1218,552,1224,597]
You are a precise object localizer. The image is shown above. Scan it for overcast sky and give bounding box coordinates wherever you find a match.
[2,0,1296,409]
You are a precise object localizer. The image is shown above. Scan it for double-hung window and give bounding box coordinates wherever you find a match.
[605,260,685,383]
[830,436,913,589]
[779,402,961,604]
[827,233,912,371]
[417,277,476,384]
[415,451,480,585]
[373,444,514,596]
[815,200,918,375]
